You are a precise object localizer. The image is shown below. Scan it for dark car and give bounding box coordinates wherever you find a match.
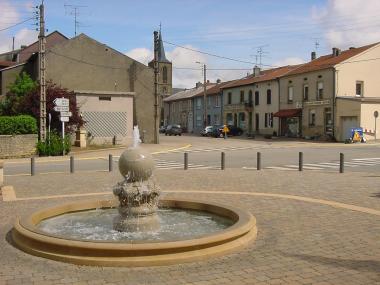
[211,125,243,138]
[165,124,182,136]
[159,125,167,134]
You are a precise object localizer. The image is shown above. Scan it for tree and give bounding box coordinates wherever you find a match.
[19,81,84,133]
[0,72,37,115]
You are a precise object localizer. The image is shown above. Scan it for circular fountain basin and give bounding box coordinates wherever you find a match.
[12,199,257,267]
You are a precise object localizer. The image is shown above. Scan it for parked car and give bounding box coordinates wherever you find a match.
[159,125,167,134]
[165,125,182,136]
[200,126,215,136]
[211,125,244,138]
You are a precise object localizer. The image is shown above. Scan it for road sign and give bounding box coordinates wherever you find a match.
[54,106,69,112]
[60,111,72,117]
[53,98,69,107]
[60,116,69,122]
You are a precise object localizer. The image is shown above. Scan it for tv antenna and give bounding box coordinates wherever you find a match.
[64,3,88,36]
[252,44,269,68]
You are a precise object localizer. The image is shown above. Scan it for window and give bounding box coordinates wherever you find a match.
[226,113,233,125]
[99,96,111,101]
[239,112,245,121]
[248,90,253,103]
[228,92,232,104]
[264,113,268,127]
[303,85,309,101]
[162,66,168,83]
[215,95,220,107]
[317,82,323,100]
[196,98,202,109]
[240,90,245,103]
[309,109,316,127]
[356,81,363,97]
[266,89,272,104]
[214,114,220,125]
[196,115,202,127]
[269,113,273,128]
[207,96,212,107]
[255,91,259,106]
[288,86,293,103]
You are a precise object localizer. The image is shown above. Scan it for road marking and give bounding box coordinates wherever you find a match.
[264,166,297,171]
[284,164,325,170]
[5,189,380,217]
[352,157,380,161]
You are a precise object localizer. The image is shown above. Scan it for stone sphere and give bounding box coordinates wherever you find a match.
[118,147,155,182]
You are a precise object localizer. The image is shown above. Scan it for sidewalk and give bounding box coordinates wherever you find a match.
[1,169,379,285]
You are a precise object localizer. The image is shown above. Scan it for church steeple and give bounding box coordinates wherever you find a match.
[158,31,170,63]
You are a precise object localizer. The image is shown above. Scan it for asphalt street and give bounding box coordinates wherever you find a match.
[3,135,380,176]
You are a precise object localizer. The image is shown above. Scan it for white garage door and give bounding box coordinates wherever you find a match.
[341,116,359,140]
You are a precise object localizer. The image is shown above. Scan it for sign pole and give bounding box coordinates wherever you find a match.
[62,121,65,156]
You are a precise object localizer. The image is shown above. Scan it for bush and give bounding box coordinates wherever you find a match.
[0,115,37,135]
[36,131,71,156]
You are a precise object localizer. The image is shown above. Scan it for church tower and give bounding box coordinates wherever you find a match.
[149,30,172,97]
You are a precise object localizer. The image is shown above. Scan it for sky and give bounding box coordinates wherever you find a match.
[1,0,380,88]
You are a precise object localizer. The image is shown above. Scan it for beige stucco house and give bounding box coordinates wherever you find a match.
[278,43,380,141]
[222,66,298,135]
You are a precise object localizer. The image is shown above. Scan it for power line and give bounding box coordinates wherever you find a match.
[164,40,254,65]
[0,17,35,32]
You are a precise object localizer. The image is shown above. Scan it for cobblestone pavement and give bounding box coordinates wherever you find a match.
[1,169,380,285]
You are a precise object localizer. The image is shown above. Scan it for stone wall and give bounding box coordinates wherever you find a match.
[0,160,3,188]
[0,134,37,158]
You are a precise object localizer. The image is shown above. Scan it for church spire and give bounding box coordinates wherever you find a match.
[158,29,170,63]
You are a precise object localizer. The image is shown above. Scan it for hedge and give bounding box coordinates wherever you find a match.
[0,115,38,135]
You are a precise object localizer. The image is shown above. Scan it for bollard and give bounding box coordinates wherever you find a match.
[299,152,303,171]
[184,153,188,170]
[109,154,113,172]
[257,152,261,170]
[221,152,225,170]
[340,153,344,173]
[31,157,35,176]
[70,156,74,173]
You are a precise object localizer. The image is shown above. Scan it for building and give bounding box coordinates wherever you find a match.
[0,31,157,144]
[278,43,380,141]
[164,82,215,132]
[221,66,298,135]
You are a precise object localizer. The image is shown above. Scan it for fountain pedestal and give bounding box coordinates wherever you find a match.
[113,146,160,232]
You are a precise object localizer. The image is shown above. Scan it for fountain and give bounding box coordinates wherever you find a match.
[113,126,160,232]
[11,126,257,266]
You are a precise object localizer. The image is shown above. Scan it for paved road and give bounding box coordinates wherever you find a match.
[3,135,380,175]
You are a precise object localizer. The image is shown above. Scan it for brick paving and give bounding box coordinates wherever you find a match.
[1,169,380,284]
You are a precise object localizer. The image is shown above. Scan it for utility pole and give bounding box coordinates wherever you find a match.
[203,64,207,127]
[196,62,207,127]
[39,0,46,142]
[153,31,159,144]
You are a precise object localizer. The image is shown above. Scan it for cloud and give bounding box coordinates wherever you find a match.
[125,45,246,88]
[312,0,380,48]
[0,0,38,54]
[273,57,305,67]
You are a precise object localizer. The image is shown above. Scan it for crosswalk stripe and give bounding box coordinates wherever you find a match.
[352,158,380,161]
[284,164,325,170]
[265,166,297,171]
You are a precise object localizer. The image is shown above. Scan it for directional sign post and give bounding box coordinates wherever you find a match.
[53,97,71,156]
[54,106,69,112]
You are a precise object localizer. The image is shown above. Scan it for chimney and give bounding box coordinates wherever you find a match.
[195,81,202,88]
[253,66,261,77]
[349,47,355,50]
[311,51,316,60]
[332,47,341,57]
[20,45,27,49]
